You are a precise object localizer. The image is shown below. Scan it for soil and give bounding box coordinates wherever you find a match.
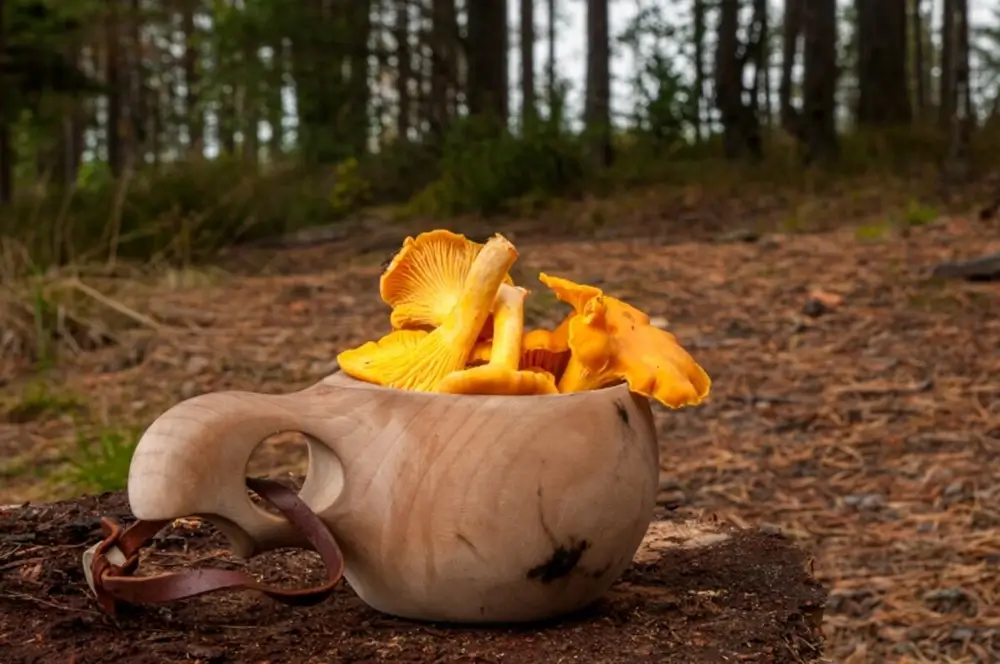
[0,492,825,664]
[2,206,1000,661]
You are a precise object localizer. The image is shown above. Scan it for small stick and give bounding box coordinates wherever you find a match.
[65,278,165,331]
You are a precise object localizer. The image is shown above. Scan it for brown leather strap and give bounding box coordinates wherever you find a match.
[89,477,345,615]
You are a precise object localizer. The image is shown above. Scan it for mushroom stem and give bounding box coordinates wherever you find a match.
[487,284,527,370]
[557,357,606,393]
[444,235,519,349]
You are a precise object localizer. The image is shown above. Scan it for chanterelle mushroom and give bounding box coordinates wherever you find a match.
[380,229,514,331]
[467,319,572,381]
[538,273,711,408]
[337,235,518,391]
[436,284,559,395]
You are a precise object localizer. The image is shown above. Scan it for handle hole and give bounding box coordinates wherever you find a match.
[245,431,310,516]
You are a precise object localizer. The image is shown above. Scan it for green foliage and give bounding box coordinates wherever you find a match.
[59,427,140,494]
[2,0,100,125]
[854,222,892,242]
[329,157,372,215]
[619,4,698,147]
[3,157,370,271]
[3,378,86,424]
[409,116,586,216]
[854,199,938,242]
[899,200,938,227]
[357,140,441,203]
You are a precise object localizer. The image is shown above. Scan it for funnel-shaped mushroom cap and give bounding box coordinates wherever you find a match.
[338,235,519,391]
[380,229,515,330]
[436,283,558,395]
[538,273,711,408]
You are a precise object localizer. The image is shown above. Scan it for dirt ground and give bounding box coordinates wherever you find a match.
[0,493,826,663]
[1,209,999,662]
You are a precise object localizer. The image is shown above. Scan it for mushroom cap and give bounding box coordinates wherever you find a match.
[436,364,559,395]
[539,273,711,408]
[380,229,515,331]
[338,235,519,391]
[537,273,603,313]
[336,329,440,390]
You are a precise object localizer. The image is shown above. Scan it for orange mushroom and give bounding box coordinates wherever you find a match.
[336,235,518,391]
[436,284,559,396]
[379,229,514,332]
[467,319,572,380]
[538,273,711,408]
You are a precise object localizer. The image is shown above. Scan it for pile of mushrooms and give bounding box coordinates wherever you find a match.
[336,230,711,407]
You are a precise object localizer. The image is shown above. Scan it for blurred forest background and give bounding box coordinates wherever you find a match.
[1,0,999,274]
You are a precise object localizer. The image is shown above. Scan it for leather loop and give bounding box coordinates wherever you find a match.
[89,477,345,615]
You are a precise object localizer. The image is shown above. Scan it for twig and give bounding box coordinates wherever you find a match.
[64,278,165,331]
[0,544,44,563]
[0,592,101,616]
[0,556,43,572]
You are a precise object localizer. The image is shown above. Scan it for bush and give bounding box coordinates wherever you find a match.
[408,116,587,216]
[2,156,373,271]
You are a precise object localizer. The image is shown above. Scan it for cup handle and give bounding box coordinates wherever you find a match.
[127,382,352,558]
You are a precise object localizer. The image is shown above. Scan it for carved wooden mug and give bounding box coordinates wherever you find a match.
[124,370,659,623]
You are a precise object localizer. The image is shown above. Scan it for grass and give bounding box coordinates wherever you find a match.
[0,379,137,496]
[2,378,87,424]
[55,427,141,494]
[853,198,941,242]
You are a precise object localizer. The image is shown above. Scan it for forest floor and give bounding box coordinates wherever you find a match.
[1,184,999,662]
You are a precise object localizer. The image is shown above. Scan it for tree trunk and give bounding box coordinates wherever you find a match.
[243,40,259,165]
[291,0,350,163]
[753,0,769,127]
[106,3,126,176]
[467,0,509,123]
[546,0,556,110]
[801,0,838,161]
[181,0,202,155]
[520,0,536,128]
[714,0,762,159]
[912,0,927,119]
[268,39,287,158]
[0,0,10,204]
[779,0,804,136]
[47,48,87,186]
[413,9,430,138]
[64,98,86,186]
[129,0,148,161]
[584,0,611,166]
[939,0,955,126]
[346,0,371,154]
[856,0,910,125]
[943,0,972,180]
[714,0,741,157]
[395,0,411,140]
[692,0,705,141]
[430,0,458,138]
[957,0,972,126]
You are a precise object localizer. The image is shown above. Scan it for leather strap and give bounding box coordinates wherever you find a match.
[89,477,345,615]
